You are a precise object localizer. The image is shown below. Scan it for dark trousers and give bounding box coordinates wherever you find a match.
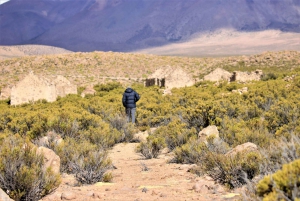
[125,107,136,123]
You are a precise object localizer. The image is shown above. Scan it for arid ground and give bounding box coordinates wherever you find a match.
[40,142,240,201]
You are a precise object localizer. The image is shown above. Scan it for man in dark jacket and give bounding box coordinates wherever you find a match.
[122,86,140,123]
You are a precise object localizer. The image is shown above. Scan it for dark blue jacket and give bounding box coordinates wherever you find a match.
[122,88,140,108]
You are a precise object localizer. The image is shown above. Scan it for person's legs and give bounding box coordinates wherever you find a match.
[125,108,131,123]
[131,108,136,123]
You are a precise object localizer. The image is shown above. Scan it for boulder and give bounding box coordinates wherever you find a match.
[61,192,76,200]
[225,142,258,157]
[37,146,61,174]
[198,125,219,142]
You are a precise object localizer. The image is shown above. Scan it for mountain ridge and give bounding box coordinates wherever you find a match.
[0,0,299,52]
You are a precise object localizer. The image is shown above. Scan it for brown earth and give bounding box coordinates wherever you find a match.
[40,143,240,201]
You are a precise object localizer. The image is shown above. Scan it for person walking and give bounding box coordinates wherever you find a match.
[122,86,140,123]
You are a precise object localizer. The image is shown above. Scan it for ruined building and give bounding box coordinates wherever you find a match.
[204,68,263,83]
[10,72,77,105]
[145,66,195,89]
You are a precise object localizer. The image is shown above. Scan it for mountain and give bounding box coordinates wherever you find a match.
[0,0,300,52]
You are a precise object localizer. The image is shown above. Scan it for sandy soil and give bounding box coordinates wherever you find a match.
[40,143,240,201]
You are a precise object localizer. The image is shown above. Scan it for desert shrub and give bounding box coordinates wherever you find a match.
[81,124,121,148]
[54,137,97,173]
[108,114,127,131]
[203,151,262,188]
[94,81,122,93]
[256,159,300,201]
[6,111,48,138]
[0,135,61,201]
[173,135,229,164]
[47,112,80,139]
[219,117,272,148]
[151,118,196,150]
[259,135,300,176]
[240,136,300,200]
[225,82,239,91]
[119,123,136,142]
[265,100,300,134]
[173,137,208,164]
[261,72,278,81]
[136,136,165,159]
[69,149,113,184]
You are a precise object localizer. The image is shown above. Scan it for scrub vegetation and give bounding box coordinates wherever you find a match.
[0,51,300,200]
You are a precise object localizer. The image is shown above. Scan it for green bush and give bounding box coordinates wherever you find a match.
[70,149,113,184]
[203,151,262,188]
[256,159,300,201]
[0,135,61,201]
[151,118,196,150]
[261,72,278,81]
[173,137,208,164]
[136,136,166,159]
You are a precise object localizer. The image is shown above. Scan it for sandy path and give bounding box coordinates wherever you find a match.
[41,143,236,201]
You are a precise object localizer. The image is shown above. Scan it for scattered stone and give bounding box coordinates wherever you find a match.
[61,192,76,200]
[142,187,148,193]
[160,193,167,197]
[198,125,219,142]
[151,190,158,195]
[225,142,258,156]
[37,146,60,174]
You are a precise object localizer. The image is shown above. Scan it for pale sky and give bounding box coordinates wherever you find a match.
[0,0,10,4]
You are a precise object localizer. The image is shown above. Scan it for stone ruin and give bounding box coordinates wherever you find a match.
[10,72,77,105]
[230,69,263,82]
[145,66,195,89]
[204,68,263,83]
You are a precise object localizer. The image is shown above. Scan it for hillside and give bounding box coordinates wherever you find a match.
[0,45,72,59]
[0,0,299,52]
[0,50,299,90]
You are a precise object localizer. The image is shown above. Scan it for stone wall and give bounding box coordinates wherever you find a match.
[231,69,263,82]
[204,68,263,83]
[146,66,194,89]
[10,72,77,105]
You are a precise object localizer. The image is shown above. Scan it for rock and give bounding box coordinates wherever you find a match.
[225,142,258,157]
[37,146,61,174]
[193,181,225,194]
[0,188,14,201]
[61,192,76,200]
[198,125,219,142]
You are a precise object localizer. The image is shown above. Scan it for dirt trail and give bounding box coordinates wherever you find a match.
[41,143,238,201]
